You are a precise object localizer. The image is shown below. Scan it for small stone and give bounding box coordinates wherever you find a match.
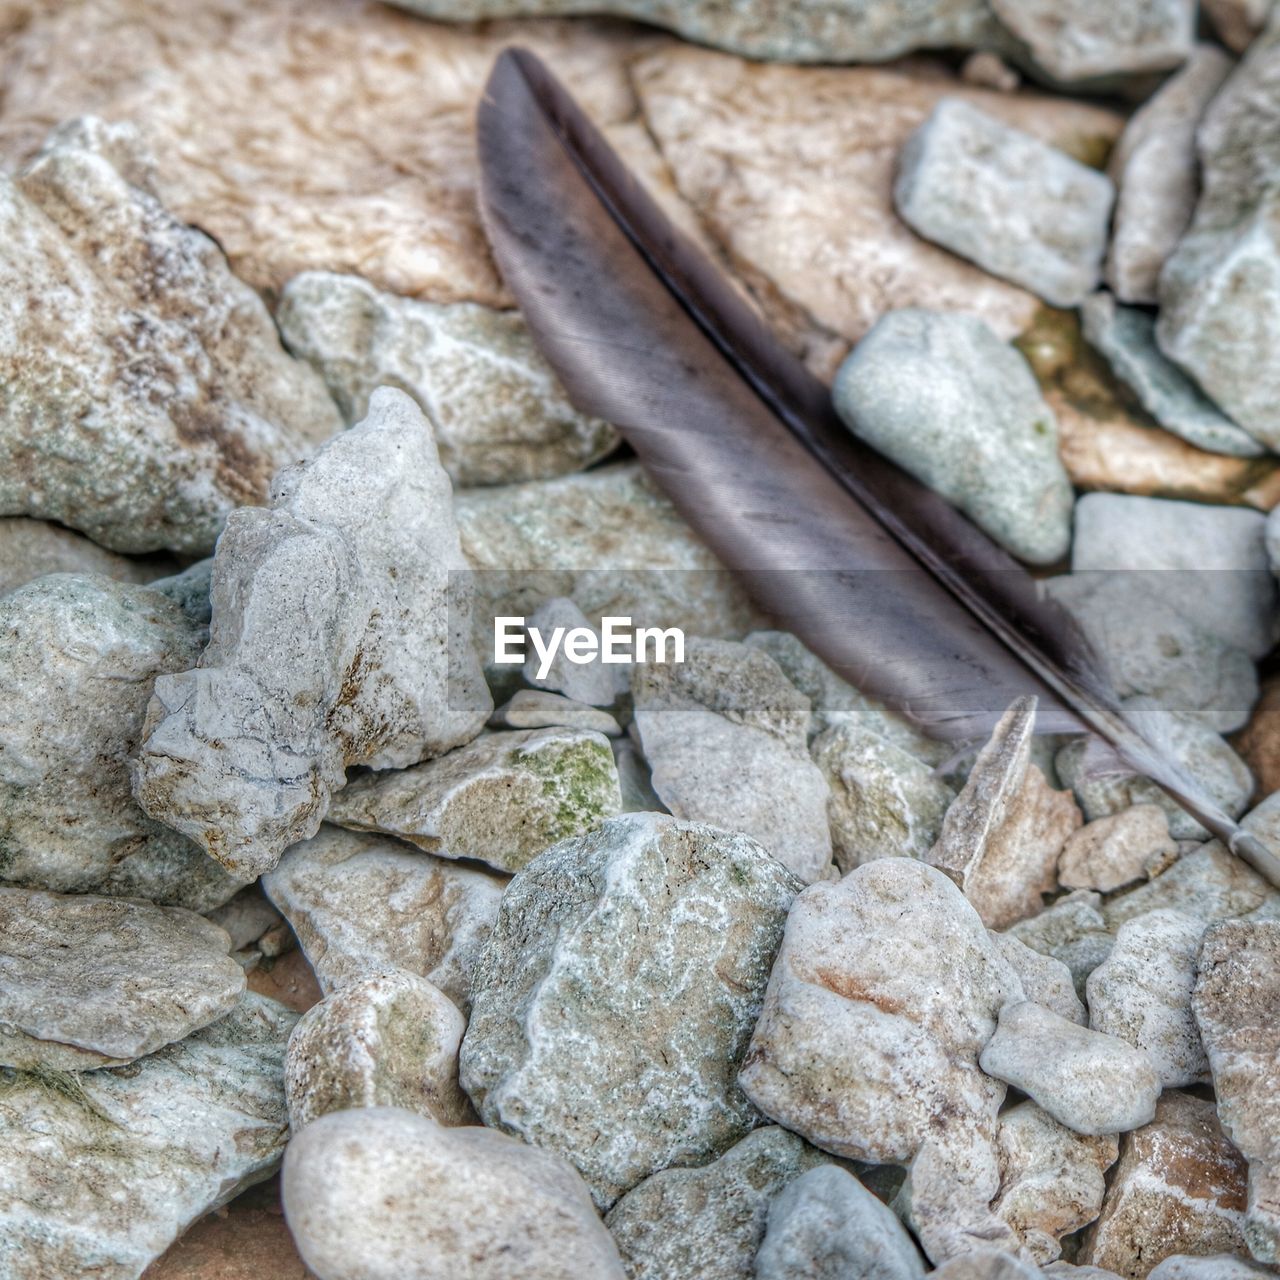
[1058,806,1179,893]
[894,100,1114,308]
[328,727,621,874]
[1007,889,1115,996]
[206,885,284,954]
[284,969,471,1131]
[1080,1092,1251,1275]
[1082,293,1262,457]
[1086,909,1208,1088]
[961,52,1021,93]
[929,1251,1042,1278]
[612,737,666,814]
[1202,0,1272,50]
[605,1126,841,1280]
[283,1107,625,1280]
[262,826,505,1013]
[1044,1266,1124,1278]
[928,698,1083,929]
[0,993,296,1280]
[979,1001,1161,1136]
[632,639,832,883]
[1104,46,1235,304]
[133,388,491,879]
[1235,676,1280,798]
[520,597,621,706]
[1148,1256,1276,1279]
[754,1163,926,1280]
[0,518,175,598]
[833,309,1073,565]
[1193,919,1280,1264]
[991,933,1086,1024]
[491,689,622,738]
[277,272,617,487]
[460,813,798,1209]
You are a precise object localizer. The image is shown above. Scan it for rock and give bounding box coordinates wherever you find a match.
[992,1101,1117,1264]
[0,116,339,555]
[832,310,1073,564]
[991,933,1087,1024]
[604,1126,840,1280]
[1081,294,1262,457]
[282,1107,625,1280]
[1202,0,1273,51]
[1104,47,1235,304]
[206,885,285,954]
[491,689,622,738]
[134,388,491,879]
[519,597,621,706]
[0,993,296,1280]
[1080,1092,1251,1276]
[0,574,244,911]
[631,640,833,883]
[0,887,243,1070]
[1044,1266,1125,1278]
[930,1257,1042,1280]
[1007,889,1115,995]
[460,813,798,1209]
[928,698,1082,929]
[1235,676,1280,798]
[1148,1256,1276,1279]
[612,738,666,814]
[962,52,1021,92]
[1193,919,1280,1264]
[754,1163,926,1280]
[262,826,505,1013]
[1058,806,1179,893]
[0,518,175,598]
[894,100,1114,309]
[740,858,1024,1263]
[328,727,621,874]
[980,1001,1161,1136]
[277,272,617,488]
[284,969,471,1131]
[1086,909,1208,1088]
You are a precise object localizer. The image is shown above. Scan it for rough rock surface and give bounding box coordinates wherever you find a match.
[262,826,505,1013]
[460,814,799,1209]
[1203,0,1273,50]
[491,690,622,738]
[134,389,491,878]
[833,309,1073,564]
[284,969,471,1131]
[1236,676,1280,798]
[1148,1257,1276,1279]
[894,99,1114,308]
[283,1107,626,1280]
[277,272,617,487]
[1058,807,1179,893]
[0,518,174,598]
[520,597,622,707]
[0,993,296,1280]
[328,727,621,874]
[1007,889,1114,995]
[0,115,340,555]
[991,934,1086,1025]
[0,574,244,911]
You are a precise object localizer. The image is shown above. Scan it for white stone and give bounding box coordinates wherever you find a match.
[0,518,175,598]
[491,689,622,738]
[520,597,621,706]
[991,933,1086,1024]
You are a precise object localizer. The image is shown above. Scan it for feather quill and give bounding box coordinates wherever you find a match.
[475,47,1280,887]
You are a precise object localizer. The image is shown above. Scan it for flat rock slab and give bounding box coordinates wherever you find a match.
[0,518,174,599]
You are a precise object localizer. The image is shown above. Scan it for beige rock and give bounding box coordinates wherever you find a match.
[1148,1256,1276,1280]
[931,1257,1042,1280]
[490,689,623,738]
[1202,0,1273,51]
[1234,675,1280,799]
[1007,889,1114,995]
[0,518,174,597]
[991,933,1086,1024]
[1058,806,1179,893]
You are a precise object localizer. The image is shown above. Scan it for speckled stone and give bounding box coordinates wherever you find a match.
[1007,889,1114,996]
[1058,806,1179,893]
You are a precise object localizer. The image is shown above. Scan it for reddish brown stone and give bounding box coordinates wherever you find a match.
[246,948,323,1015]
[1233,677,1280,801]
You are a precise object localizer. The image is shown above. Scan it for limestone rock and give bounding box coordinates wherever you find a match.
[459,813,799,1209]
[833,309,1073,564]
[613,738,666,814]
[277,272,617,487]
[284,969,471,1131]
[0,574,243,911]
[134,388,491,879]
[1202,0,1273,50]
[1236,676,1280,798]
[0,993,296,1280]
[329,727,621,875]
[0,518,175,598]
[206,885,284,954]
[491,690,622,738]
[1058,807,1179,893]
[283,1107,625,1280]
[519,597,622,707]
[262,826,505,1013]
[894,100,1114,308]
[1148,1256,1276,1279]
[931,1257,1043,1280]
[1007,889,1114,995]
[991,933,1086,1024]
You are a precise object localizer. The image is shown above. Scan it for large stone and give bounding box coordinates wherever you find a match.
[1058,807,1179,893]
[277,272,618,487]
[0,518,174,598]
[459,813,799,1209]
[832,310,1073,564]
[283,1107,626,1280]
[0,993,296,1280]
[0,115,339,555]
[0,574,243,911]
[134,389,491,879]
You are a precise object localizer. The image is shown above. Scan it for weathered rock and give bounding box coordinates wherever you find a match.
[0,993,296,1280]
[460,814,798,1209]
[931,1256,1043,1280]
[1148,1256,1276,1279]
[1086,909,1208,1088]
[833,310,1072,564]
[613,738,666,814]
[1058,807,1179,893]
[928,698,1082,929]
[961,51,1021,92]
[1202,0,1273,51]
[0,518,175,598]
[754,1162,926,1280]
[1104,47,1235,304]
[605,1126,839,1280]
[328,727,621,875]
[631,640,833,883]
[283,1107,626,1280]
[1193,919,1280,1264]
[991,933,1086,1024]
[277,272,617,488]
[134,389,491,878]
[1235,676,1280,798]
[1081,1092,1251,1276]
[1007,889,1114,995]
[491,689,622,738]
[894,100,1114,308]
[0,116,339,555]
[519,597,622,707]
[284,969,471,1131]
[0,574,243,911]
[740,858,1024,1263]
[262,826,505,1013]
[206,885,284,955]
